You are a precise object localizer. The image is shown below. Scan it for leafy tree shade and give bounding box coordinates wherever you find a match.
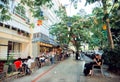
[89,7,108,49]
[0,0,54,21]
[70,0,120,49]
[82,0,120,73]
[20,0,54,20]
[50,5,110,50]
[85,0,120,49]
[50,7,94,51]
[0,0,11,21]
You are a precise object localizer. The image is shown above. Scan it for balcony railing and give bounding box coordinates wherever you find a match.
[13,8,30,23]
[9,50,22,58]
[2,50,22,59]
[0,25,30,38]
[0,52,7,60]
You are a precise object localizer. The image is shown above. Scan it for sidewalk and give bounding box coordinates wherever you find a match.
[9,55,120,82]
[82,55,120,80]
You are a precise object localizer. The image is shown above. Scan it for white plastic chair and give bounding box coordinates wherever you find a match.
[92,60,104,77]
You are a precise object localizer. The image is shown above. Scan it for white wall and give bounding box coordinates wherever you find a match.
[3,17,30,33]
[33,24,49,36]
[0,39,8,59]
[32,43,40,58]
[20,43,30,58]
[33,0,61,36]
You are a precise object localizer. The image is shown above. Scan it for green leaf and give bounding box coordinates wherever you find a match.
[0,4,4,9]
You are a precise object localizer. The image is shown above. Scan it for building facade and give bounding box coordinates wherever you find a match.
[0,0,33,59]
[0,0,62,59]
[32,0,61,57]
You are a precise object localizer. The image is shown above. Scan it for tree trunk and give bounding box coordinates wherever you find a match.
[102,0,114,49]
[106,19,114,49]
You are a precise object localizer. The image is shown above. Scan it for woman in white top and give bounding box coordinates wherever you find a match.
[26,56,34,68]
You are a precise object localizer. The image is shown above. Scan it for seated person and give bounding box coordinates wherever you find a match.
[84,54,102,76]
[45,57,50,65]
[35,57,41,68]
[26,56,34,69]
[25,56,34,75]
[14,58,23,72]
[40,56,45,66]
[22,60,29,74]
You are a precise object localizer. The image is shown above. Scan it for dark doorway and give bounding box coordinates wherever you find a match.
[8,41,13,56]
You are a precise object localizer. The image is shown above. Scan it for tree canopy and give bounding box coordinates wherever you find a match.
[0,0,120,50]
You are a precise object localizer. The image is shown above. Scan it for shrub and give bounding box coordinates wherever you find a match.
[102,46,120,74]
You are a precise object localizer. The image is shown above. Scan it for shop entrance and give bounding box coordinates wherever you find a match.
[7,41,21,59]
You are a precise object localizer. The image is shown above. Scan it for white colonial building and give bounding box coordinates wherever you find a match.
[0,0,62,60]
[0,0,33,59]
[32,0,61,57]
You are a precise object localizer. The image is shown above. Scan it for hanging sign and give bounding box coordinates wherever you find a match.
[102,24,107,30]
[37,20,42,26]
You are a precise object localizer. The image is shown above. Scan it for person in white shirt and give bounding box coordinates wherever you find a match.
[26,56,34,68]
[51,52,55,64]
[40,56,45,67]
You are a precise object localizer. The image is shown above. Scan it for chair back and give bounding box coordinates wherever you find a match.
[30,62,36,69]
[101,59,104,65]
[92,59,104,77]
[3,65,8,73]
[11,64,17,72]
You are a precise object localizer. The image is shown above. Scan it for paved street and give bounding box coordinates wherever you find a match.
[10,55,120,82]
[33,57,85,82]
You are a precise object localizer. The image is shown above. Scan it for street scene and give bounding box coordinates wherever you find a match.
[0,0,120,82]
[10,55,120,82]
